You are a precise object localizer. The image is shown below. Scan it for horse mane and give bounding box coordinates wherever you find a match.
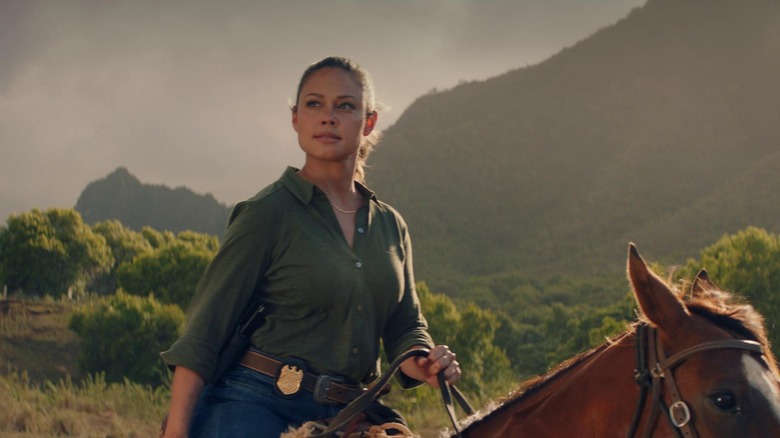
[457,330,632,429]
[683,283,780,378]
[460,280,780,430]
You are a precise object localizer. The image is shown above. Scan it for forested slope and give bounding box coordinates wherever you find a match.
[368,0,780,289]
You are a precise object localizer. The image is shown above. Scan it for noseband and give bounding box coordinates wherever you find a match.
[628,323,764,438]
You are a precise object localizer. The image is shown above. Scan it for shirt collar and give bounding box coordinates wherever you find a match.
[281,166,377,206]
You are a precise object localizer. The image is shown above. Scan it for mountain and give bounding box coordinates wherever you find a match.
[75,167,231,236]
[367,0,780,290]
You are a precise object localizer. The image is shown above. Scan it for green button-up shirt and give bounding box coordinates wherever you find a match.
[161,167,434,385]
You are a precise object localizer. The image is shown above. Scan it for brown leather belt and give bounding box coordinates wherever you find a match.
[238,349,365,405]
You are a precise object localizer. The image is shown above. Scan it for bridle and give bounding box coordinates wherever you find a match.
[629,323,765,437]
[628,323,764,438]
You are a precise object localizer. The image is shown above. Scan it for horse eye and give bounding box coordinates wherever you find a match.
[709,392,738,411]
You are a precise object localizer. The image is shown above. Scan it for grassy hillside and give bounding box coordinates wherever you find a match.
[0,298,472,437]
[367,0,780,292]
[0,299,80,382]
[0,298,167,437]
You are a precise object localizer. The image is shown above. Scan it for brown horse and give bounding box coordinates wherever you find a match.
[453,244,780,437]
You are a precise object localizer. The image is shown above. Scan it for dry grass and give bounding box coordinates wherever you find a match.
[0,297,168,436]
[1,297,82,382]
[0,371,168,437]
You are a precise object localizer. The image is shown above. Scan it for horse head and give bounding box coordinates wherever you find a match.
[457,243,780,437]
[627,243,780,436]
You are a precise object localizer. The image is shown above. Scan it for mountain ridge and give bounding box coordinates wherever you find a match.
[71,0,780,292]
[367,0,780,288]
[75,167,231,236]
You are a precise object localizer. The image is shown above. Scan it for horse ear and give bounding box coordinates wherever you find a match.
[691,269,716,297]
[627,243,689,330]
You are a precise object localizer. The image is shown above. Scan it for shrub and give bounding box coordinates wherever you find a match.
[0,208,111,297]
[117,233,217,308]
[69,292,184,386]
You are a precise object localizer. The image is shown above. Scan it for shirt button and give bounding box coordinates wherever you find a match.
[357,227,365,234]
[352,347,359,354]
[355,261,362,269]
[356,305,363,312]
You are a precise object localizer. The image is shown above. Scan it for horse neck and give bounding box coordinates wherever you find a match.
[464,333,642,437]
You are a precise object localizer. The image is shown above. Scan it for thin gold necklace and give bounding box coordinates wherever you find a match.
[331,203,359,214]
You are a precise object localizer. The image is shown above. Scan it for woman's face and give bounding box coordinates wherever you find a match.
[292,67,376,166]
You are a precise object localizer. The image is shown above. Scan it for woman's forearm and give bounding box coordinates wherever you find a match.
[163,366,206,438]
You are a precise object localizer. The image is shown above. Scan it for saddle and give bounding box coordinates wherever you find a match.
[282,419,414,438]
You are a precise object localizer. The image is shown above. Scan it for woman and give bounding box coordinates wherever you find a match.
[161,56,461,437]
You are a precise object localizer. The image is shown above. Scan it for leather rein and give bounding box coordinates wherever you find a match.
[309,348,475,437]
[628,323,764,438]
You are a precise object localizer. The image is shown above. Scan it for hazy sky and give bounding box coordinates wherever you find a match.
[0,0,645,221]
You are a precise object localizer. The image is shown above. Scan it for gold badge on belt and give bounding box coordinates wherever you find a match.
[276,364,304,396]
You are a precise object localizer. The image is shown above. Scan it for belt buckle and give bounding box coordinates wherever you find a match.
[313,374,346,405]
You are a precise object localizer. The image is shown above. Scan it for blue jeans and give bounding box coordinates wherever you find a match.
[190,366,342,438]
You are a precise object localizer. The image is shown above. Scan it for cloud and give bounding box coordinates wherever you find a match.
[0,0,645,221]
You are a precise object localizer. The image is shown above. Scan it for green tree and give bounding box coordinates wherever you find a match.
[91,220,153,294]
[455,304,512,397]
[69,291,185,386]
[417,282,513,397]
[0,208,111,296]
[117,232,218,308]
[417,282,460,346]
[676,226,780,352]
[176,230,220,252]
[140,226,175,249]
[502,318,552,378]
